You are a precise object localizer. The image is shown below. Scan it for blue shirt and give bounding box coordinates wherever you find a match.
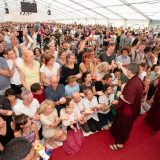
[45,84,65,114]
[45,84,65,101]
[65,84,80,97]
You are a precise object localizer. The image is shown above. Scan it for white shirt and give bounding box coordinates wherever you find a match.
[82,96,99,121]
[98,93,114,114]
[40,62,60,86]
[73,99,85,117]
[13,98,40,129]
[7,58,22,85]
[12,98,22,112]
[13,98,40,116]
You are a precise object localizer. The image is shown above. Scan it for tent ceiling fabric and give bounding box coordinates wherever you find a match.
[0,0,160,21]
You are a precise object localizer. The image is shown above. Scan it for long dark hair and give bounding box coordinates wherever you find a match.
[82,71,91,83]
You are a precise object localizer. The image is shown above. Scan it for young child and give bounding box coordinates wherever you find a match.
[65,76,80,98]
[30,83,45,104]
[65,106,78,132]
[61,98,79,132]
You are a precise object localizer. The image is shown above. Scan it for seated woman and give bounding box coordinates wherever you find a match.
[82,89,102,132]
[1,88,22,128]
[0,115,14,153]
[61,53,82,85]
[80,71,103,96]
[60,98,83,154]
[40,53,60,88]
[39,100,66,148]
[65,75,80,97]
[98,85,118,129]
[14,114,39,143]
[3,88,22,114]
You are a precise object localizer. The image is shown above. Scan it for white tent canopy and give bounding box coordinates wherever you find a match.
[0,0,160,27]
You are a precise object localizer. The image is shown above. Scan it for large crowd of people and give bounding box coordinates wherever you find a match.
[0,22,160,159]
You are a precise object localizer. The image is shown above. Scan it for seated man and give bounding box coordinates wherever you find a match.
[45,76,66,116]
[98,84,118,130]
[72,92,90,133]
[13,90,40,130]
[30,83,45,104]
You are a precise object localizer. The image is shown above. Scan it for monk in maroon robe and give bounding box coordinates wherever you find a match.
[110,63,144,150]
[145,79,160,131]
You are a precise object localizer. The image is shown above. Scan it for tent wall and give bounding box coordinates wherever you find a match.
[55,18,149,27]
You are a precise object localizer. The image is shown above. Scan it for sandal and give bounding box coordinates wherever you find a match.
[116,144,123,149]
[109,144,118,150]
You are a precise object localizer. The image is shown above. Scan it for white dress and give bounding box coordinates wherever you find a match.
[40,62,60,86]
[40,109,58,139]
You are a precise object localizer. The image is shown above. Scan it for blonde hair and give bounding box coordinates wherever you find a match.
[22,48,33,57]
[22,49,34,62]
[95,62,110,79]
[38,99,55,114]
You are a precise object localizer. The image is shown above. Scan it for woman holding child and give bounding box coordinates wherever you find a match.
[39,99,66,148]
[60,98,83,154]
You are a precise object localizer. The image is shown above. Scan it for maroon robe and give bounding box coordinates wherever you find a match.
[110,75,144,144]
[145,80,160,131]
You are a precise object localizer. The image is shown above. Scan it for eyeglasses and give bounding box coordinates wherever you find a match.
[108,100,110,105]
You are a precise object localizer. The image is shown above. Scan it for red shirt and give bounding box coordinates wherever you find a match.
[32,90,45,104]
